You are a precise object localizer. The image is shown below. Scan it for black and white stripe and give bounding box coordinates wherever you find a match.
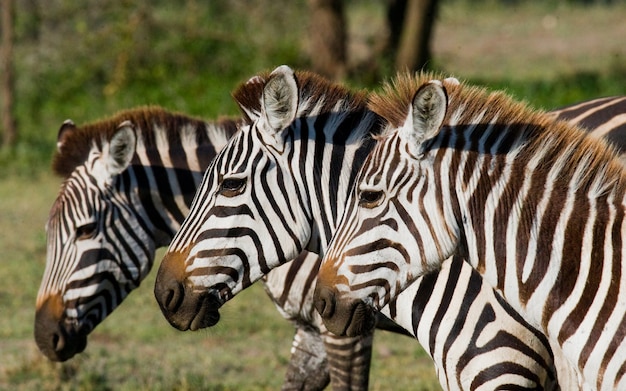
[316,73,626,390]
[35,104,398,391]
[36,107,236,362]
[156,66,626,390]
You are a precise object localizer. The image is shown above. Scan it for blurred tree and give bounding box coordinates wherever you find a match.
[387,0,407,59]
[1,0,16,147]
[20,0,41,42]
[393,0,439,72]
[308,0,347,80]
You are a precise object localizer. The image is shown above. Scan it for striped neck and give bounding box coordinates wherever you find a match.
[124,119,237,245]
[290,108,382,255]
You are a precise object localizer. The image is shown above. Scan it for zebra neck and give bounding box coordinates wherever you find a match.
[123,163,203,247]
[458,146,626,332]
[125,125,229,247]
[297,110,381,256]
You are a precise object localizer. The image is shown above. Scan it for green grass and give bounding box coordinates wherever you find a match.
[1,1,626,390]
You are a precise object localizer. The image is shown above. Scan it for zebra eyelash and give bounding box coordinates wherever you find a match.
[75,222,98,240]
[218,176,247,197]
[358,189,384,208]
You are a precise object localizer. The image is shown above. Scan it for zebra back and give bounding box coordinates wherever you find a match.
[550,96,626,147]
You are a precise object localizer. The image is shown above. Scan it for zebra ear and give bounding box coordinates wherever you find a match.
[261,65,298,138]
[57,119,76,152]
[402,81,448,150]
[104,121,136,177]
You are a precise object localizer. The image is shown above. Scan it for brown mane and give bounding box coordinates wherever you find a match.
[368,71,626,196]
[52,106,238,178]
[231,68,370,120]
[366,72,453,128]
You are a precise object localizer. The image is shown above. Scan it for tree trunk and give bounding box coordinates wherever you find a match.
[395,0,439,72]
[386,0,408,56]
[1,0,16,147]
[307,0,347,80]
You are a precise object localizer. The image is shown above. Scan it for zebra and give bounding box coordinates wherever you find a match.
[36,107,237,361]
[314,72,626,390]
[35,105,406,391]
[547,96,626,166]
[153,65,625,390]
[36,76,624,389]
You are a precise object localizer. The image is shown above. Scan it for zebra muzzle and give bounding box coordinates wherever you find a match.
[314,284,376,337]
[154,251,222,331]
[34,294,88,361]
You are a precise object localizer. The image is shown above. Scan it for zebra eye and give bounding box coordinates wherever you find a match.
[219,177,246,197]
[76,222,97,240]
[358,190,384,208]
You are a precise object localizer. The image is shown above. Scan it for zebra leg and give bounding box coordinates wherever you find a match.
[281,326,330,391]
[322,328,374,391]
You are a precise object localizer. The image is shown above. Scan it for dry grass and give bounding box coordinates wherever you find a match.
[434,2,626,81]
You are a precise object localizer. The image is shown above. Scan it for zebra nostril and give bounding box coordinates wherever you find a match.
[314,285,336,319]
[155,250,190,315]
[154,269,185,315]
[164,283,184,313]
[52,330,65,353]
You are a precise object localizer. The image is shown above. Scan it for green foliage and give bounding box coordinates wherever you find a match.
[5,0,310,177]
[4,0,626,178]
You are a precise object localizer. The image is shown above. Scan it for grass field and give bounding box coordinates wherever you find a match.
[0,175,438,390]
[1,1,626,390]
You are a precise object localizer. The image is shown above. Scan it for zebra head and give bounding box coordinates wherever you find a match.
[35,120,154,361]
[316,79,463,337]
[154,66,316,331]
[154,65,376,331]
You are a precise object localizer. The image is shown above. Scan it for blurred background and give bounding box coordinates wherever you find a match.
[1,0,625,389]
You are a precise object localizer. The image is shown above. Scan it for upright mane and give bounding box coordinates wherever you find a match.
[52,106,239,178]
[369,71,626,197]
[232,69,370,121]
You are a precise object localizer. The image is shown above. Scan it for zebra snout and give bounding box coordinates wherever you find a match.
[34,294,87,362]
[314,284,337,320]
[314,284,376,338]
[154,252,187,319]
[154,250,222,331]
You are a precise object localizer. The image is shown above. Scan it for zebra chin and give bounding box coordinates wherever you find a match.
[34,294,88,362]
[314,285,376,338]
